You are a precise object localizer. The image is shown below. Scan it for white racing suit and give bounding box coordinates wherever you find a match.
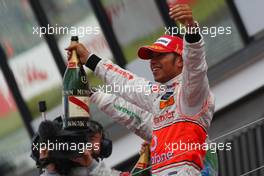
[90,91,218,176]
[85,33,215,176]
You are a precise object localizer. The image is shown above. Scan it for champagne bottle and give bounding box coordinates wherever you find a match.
[131,144,151,176]
[63,36,90,129]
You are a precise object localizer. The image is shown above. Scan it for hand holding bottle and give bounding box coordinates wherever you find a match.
[65,42,90,65]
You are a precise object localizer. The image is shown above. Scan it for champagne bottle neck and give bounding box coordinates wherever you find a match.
[68,41,79,68]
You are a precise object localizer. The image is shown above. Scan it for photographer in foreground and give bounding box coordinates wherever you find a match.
[31,117,130,176]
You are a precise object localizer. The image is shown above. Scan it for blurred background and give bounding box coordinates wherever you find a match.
[0,0,263,175]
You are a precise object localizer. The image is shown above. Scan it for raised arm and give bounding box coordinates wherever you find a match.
[180,33,211,113]
[90,91,152,142]
[169,4,213,116]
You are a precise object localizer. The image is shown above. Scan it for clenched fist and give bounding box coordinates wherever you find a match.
[169,4,195,27]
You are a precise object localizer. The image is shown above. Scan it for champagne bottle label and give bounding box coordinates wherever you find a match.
[68,96,90,117]
[134,162,148,170]
[81,74,88,84]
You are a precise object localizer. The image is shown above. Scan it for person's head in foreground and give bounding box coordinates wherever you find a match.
[138,35,183,83]
[31,118,111,175]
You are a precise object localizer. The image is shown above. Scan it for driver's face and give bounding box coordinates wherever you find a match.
[150,52,182,83]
